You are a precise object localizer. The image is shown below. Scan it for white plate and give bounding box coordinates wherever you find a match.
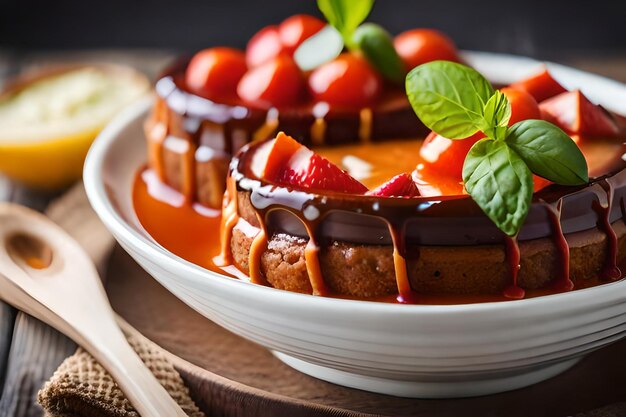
[84,52,626,398]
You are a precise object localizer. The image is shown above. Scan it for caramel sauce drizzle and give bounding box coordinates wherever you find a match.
[594,179,621,280]
[298,216,329,297]
[145,98,169,181]
[253,108,280,142]
[543,200,574,292]
[311,117,327,146]
[214,176,239,267]
[248,211,269,285]
[248,204,330,296]
[359,108,373,143]
[385,222,416,304]
[503,235,525,299]
[181,140,196,203]
[311,102,330,146]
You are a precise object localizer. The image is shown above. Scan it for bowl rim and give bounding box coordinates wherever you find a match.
[84,51,626,317]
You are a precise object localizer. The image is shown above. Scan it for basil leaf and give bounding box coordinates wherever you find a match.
[294,25,344,71]
[352,23,405,83]
[317,0,374,45]
[481,90,511,141]
[506,119,589,185]
[463,139,533,236]
[406,61,495,139]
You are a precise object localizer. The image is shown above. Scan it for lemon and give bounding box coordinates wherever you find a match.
[0,65,150,190]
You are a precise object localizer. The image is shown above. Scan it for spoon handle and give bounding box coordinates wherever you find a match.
[2,280,187,416]
[72,311,188,417]
[0,204,187,417]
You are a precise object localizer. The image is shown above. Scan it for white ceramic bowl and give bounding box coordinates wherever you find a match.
[84,52,626,398]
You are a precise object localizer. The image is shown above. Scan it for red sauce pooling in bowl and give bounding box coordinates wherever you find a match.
[134,169,222,271]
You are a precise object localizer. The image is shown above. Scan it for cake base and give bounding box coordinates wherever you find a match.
[230,216,626,298]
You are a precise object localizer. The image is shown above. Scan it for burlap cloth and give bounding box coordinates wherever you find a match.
[38,319,204,417]
[27,185,202,417]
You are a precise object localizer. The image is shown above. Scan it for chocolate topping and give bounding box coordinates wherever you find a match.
[154,60,428,150]
[232,140,626,247]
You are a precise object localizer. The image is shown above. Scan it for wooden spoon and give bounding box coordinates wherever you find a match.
[0,203,187,417]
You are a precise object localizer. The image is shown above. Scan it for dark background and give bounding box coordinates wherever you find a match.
[0,0,625,60]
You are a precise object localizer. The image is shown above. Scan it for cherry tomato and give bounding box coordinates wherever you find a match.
[185,47,247,100]
[279,14,325,55]
[246,25,284,67]
[237,55,305,108]
[419,131,482,180]
[501,87,541,124]
[394,29,460,71]
[308,53,382,108]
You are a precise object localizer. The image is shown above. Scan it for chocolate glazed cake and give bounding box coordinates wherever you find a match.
[144,62,426,209]
[216,139,626,303]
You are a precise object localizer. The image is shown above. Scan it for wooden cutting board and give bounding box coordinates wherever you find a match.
[105,245,626,417]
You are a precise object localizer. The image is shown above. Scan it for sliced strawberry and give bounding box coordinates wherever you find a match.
[278,151,368,194]
[368,173,420,197]
[250,132,303,180]
[253,132,368,194]
[510,68,567,103]
[539,107,559,125]
[539,90,620,137]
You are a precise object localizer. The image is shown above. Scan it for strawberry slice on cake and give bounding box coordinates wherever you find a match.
[509,68,567,103]
[251,132,368,194]
[540,90,620,137]
[368,173,420,197]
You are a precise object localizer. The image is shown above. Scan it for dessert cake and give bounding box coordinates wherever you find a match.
[219,130,625,302]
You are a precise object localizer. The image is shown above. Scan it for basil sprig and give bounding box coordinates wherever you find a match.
[406,61,589,236]
[352,23,405,83]
[294,0,404,83]
[318,0,374,46]
[463,139,533,236]
[481,90,511,141]
[505,120,588,185]
[406,61,495,139]
[295,0,373,71]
